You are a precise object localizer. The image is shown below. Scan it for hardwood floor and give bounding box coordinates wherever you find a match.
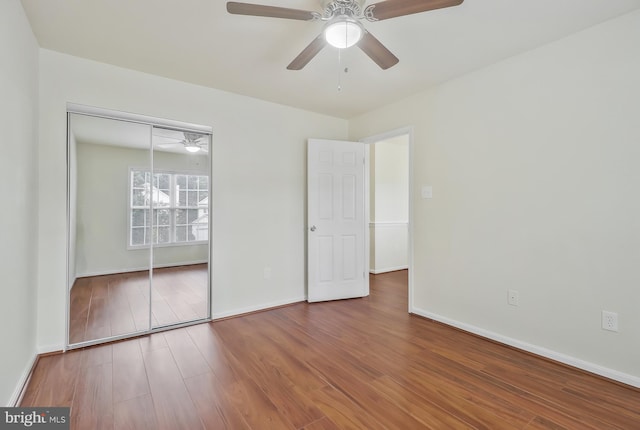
[23,270,639,429]
[69,264,209,344]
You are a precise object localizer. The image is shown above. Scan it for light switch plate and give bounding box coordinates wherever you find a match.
[421,186,433,199]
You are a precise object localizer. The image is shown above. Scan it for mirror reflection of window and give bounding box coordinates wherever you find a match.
[129,170,209,246]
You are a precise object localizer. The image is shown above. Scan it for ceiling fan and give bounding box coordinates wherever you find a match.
[154,130,209,154]
[226,0,464,70]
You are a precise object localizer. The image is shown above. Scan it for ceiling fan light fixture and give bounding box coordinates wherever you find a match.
[324,16,363,49]
[184,143,201,153]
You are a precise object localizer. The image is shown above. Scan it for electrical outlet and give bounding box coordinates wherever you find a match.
[602,311,619,332]
[263,266,272,280]
[507,289,519,306]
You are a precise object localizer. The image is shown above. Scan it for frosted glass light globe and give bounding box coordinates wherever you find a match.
[324,18,363,49]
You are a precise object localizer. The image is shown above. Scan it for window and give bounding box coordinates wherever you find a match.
[130,169,209,247]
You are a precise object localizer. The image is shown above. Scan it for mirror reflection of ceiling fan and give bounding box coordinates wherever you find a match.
[226,0,464,70]
[153,128,209,154]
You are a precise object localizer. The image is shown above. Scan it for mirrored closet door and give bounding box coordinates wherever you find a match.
[67,108,211,348]
[150,127,210,328]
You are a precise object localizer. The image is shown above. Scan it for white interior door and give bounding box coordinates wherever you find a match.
[308,139,367,302]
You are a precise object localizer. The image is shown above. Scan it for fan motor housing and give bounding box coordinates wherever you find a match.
[322,0,365,18]
[321,0,365,7]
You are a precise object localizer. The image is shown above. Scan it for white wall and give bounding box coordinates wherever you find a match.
[0,0,39,405]
[350,10,640,384]
[37,49,348,350]
[370,136,409,273]
[75,142,208,277]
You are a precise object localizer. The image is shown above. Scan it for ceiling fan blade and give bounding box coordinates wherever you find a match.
[365,0,463,21]
[287,35,327,70]
[357,31,399,70]
[227,2,317,21]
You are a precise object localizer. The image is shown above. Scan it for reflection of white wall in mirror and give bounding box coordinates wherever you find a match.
[75,142,209,277]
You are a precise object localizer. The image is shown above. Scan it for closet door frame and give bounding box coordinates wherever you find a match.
[66,103,213,350]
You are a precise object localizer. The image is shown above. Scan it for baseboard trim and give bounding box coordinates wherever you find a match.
[9,353,38,407]
[212,296,306,321]
[370,266,408,274]
[37,345,65,355]
[76,260,207,279]
[411,307,640,389]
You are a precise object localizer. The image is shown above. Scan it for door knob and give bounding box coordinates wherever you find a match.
[310,225,316,232]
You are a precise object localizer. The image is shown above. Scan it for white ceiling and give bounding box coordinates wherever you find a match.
[21,0,640,119]
[70,113,150,150]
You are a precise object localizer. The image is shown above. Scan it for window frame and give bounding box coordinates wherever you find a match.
[127,167,209,249]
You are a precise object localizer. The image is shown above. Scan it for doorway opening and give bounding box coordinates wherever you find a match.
[363,128,413,312]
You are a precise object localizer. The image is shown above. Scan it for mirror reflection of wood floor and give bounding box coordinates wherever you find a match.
[69,264,208,344]
[22,270,639,429]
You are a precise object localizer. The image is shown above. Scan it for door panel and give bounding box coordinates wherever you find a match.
[342,174,356,219]
[318,236,334,282]
[308,139,367,302]
[67,113,152,346]
[342,235,357,280]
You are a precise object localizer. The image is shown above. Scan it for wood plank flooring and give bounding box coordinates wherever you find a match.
[23,270,640,429]
[69,264,208,344]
